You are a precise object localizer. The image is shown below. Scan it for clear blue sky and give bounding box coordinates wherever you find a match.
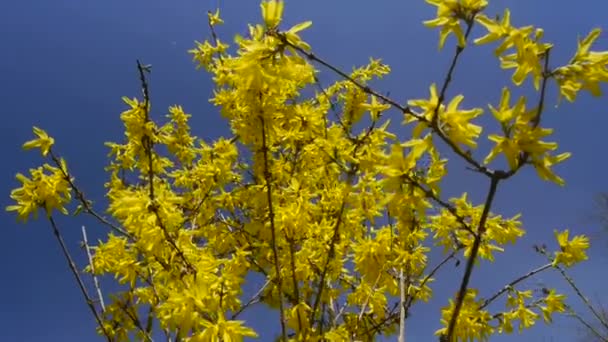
[1,0,608,341]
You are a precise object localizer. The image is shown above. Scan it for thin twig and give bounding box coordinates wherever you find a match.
[278,33,416,117]
[231,279,271,319]
[81,225,106,312]
[405,249,459,313]
[206,10,225,65]
[565,305,608,342]
[310,196,349,327]
[428,20,491,177]
[49,150,130,238]
[501,49,552,179]
[48,216,111,341]
[556,265,608,332]
[118,291,154,342]
[404,174,475,236]
[480,263,552,310]
[136,60,154,200]
[287,236,303,331]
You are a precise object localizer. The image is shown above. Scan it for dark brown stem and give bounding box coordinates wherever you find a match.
[258,114,287,341]
[310,197,348,328]
[135,60,195,275]
[443,174,500,341]
[49,150,130,238]
[48,216,112,341]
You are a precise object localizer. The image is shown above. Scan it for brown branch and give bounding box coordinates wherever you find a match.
[277,34,417,119]
[310,195,349,327]
[118,291,153,342]
[258,113,287,341]
[404,174,475,236]
[360,302,401,337]
[497,49,552,180]
[443,174,501,341]
[431,19,474,127]
[280,29,490,178]
[48,216,112,341]
[429,21,492,177]
[136,60,154,201]
[49,150,130,238]
[287,236,303,331]
[404,248,459,313]
[135,60,196,275]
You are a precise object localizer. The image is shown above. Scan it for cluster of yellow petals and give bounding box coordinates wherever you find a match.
[7,0,604,341]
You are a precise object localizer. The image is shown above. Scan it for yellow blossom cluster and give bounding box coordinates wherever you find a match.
[7,0,605,341]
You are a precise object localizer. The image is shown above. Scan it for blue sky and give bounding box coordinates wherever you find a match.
[1,0,608,341]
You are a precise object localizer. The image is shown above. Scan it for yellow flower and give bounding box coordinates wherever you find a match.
[540,289,566,323]
[22,126,55,156]
[475,10,512,46]
[553,229,589,267]
[424,0,466,50]
[440,94,483,148]
[407,83,440,123]
[436,289,494,341]
[572,28,603,63]
[553,28,608,102]
[531,152,571,186]
[283,20,313,51]
[504,290,539,332]
[260,0,284,30]
[207,8,223,26]
[424,0,487,50]
[499,31,548,89]
[7,163,72,222]
[488,87,526,124]
[360,95,391,121]
[194,314,257,341]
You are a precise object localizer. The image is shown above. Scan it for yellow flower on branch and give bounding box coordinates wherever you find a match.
[503,290,539,332]
[22,126,55,157]
[553,28,608,102]
[424,0,466,50]
[6,1,605,341]
[436,289,494,341]
[207,8,223,26]
[260,0,284,30]
[7,163,72,222]
[475,10,512,46]
[553,229,589,267]
[283,20,313,51]
[424,0,487,50]
[539,289,566,323]
[408,83,483,149]
[194,314,258,341]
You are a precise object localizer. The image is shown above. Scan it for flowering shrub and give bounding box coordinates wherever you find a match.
[8,1,606,341]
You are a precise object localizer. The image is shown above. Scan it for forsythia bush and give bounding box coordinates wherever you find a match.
[8,1,607,341]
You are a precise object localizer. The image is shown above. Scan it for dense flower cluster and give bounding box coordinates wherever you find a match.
[8,0,606,341]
